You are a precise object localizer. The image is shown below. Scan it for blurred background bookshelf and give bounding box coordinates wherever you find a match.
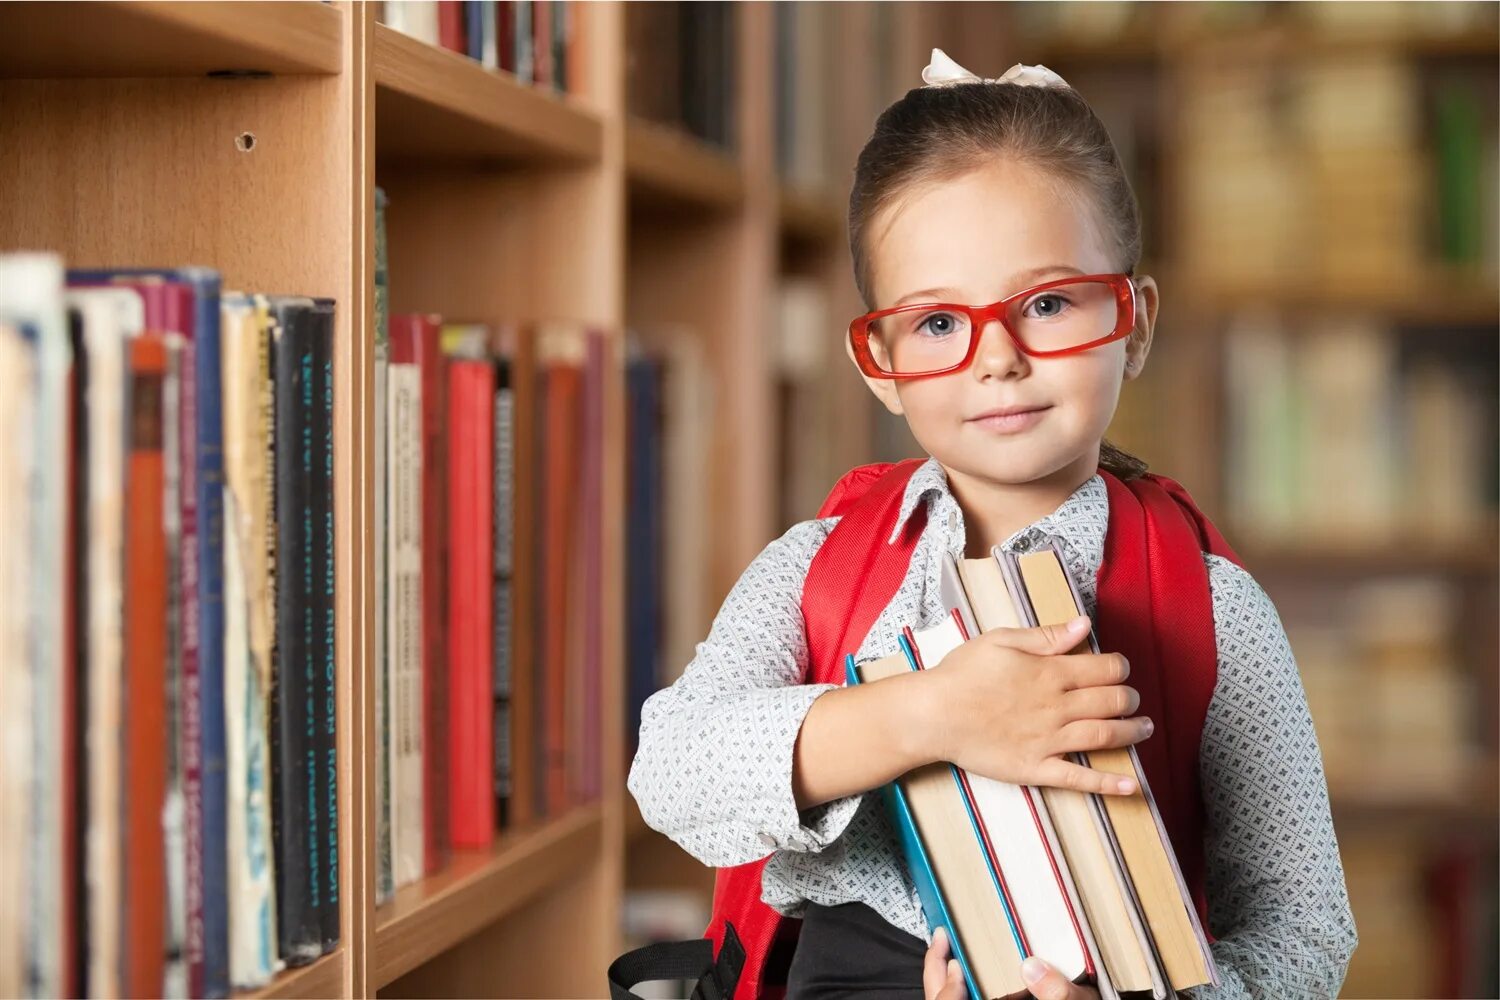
[0,2,1495,1000]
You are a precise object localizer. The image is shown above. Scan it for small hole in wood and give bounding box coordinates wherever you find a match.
[236,132,256,153]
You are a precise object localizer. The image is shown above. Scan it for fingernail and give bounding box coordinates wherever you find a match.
[1066,616,1089,635]
[1021,956,1048,985]
[1143,718,1154,735]
[948,959,961,979]
[933,926,946,948]
[1117,777,1136,794]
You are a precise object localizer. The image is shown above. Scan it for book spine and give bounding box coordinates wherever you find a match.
[182,270,230,1000]
[493,358,514,827]
[222,297,281,989]
[373,192,393,905]
[417,320,449,872]
[271,307,323,966]
[389,363,424,886]
[448,360,495,846]
[161,334,188,999]
[312,303,338,953]
[176,314,205,999]
[124,336,170,1000]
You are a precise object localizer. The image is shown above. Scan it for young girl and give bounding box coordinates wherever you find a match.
[627,50,1357,1000]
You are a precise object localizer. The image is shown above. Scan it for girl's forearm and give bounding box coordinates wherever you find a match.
[792,671,939,810]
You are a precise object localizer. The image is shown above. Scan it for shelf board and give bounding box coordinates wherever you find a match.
[1167,271,1499,327]
[625,117,744,213]
[373,803,604,989]
[374,23,603,164]
[0,1,342,78]
[237,949,342,1000]
[1237,533,1499,577]
[778,182,844,246]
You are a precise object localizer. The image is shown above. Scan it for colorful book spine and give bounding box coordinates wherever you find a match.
[448,359,495,846]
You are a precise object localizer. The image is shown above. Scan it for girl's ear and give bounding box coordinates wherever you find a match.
[1123,274,1158,382]
[845,335,906,414]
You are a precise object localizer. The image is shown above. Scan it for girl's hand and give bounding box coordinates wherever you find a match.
[924,932,1101,1000]
[923,928,967,1000]
[1018,956,1102,1000]
[919,615,1152,796]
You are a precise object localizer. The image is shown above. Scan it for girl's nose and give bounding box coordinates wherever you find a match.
[970,318,1029,381]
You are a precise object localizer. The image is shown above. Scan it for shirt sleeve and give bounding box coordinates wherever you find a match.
[626,517,866,868]
[1187,554,1359,999]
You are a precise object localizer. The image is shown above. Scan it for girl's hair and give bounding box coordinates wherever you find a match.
[849,80,1150,482]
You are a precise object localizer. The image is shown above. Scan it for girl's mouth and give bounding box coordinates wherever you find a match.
[966,404,1051,434]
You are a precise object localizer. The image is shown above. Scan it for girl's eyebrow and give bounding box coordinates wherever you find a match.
[891,266,1086,308]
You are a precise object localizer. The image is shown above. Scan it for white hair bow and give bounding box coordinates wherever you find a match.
[920,47,1070,90]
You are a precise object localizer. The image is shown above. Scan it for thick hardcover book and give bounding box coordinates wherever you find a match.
[386,333,424,888]
[308,300,338,953]
[268,297,328,965]
[449,358,496,846]
[577,331,605,800]
[374,190,393,906]
[396,315,449,871]
[492,344,515,828]
[68,286,143,1000]
[536,326,582,817]
[124,334,171,999]
[221,293,282,987]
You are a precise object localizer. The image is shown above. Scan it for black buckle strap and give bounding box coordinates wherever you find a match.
[607,922,745,1000]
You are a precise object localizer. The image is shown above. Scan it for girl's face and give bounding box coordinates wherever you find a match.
[855,159,1157,490]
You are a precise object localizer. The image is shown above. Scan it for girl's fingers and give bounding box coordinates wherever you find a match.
[1053,716,1153,755]
[1033,756,1137,796]
[1060,683,1140,721]
[923,927,951,1000]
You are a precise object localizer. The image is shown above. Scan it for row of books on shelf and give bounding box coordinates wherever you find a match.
[372,189,606,904]
[1292,574,1492,796]
[850,543,1215,1000]
[379,0,580,95]
[625,1,735,151]
[0,255,337,998]
[1222,310,1497,547]
[1176,53,1497,285]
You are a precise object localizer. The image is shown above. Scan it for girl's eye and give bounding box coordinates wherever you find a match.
[916,311,964,337]
[1025,293,1070,319]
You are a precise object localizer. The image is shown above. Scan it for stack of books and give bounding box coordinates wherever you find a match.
[847,541,1218,1000]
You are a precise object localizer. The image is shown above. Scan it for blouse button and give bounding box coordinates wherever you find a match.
[758,832,778,850]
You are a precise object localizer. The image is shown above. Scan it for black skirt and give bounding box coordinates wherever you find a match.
[784,901,928,1000]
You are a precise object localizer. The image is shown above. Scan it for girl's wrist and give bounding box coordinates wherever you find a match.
[898,667,950,769]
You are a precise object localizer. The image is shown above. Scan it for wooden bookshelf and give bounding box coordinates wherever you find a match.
[4,2,1495,997]
[0,1,343,78]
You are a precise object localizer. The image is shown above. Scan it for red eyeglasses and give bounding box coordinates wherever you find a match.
[848,273,1137,379]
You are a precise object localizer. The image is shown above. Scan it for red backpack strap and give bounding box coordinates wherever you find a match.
[704,459,929,999]
[802,458,929,685]
[1095,470,1238,942]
